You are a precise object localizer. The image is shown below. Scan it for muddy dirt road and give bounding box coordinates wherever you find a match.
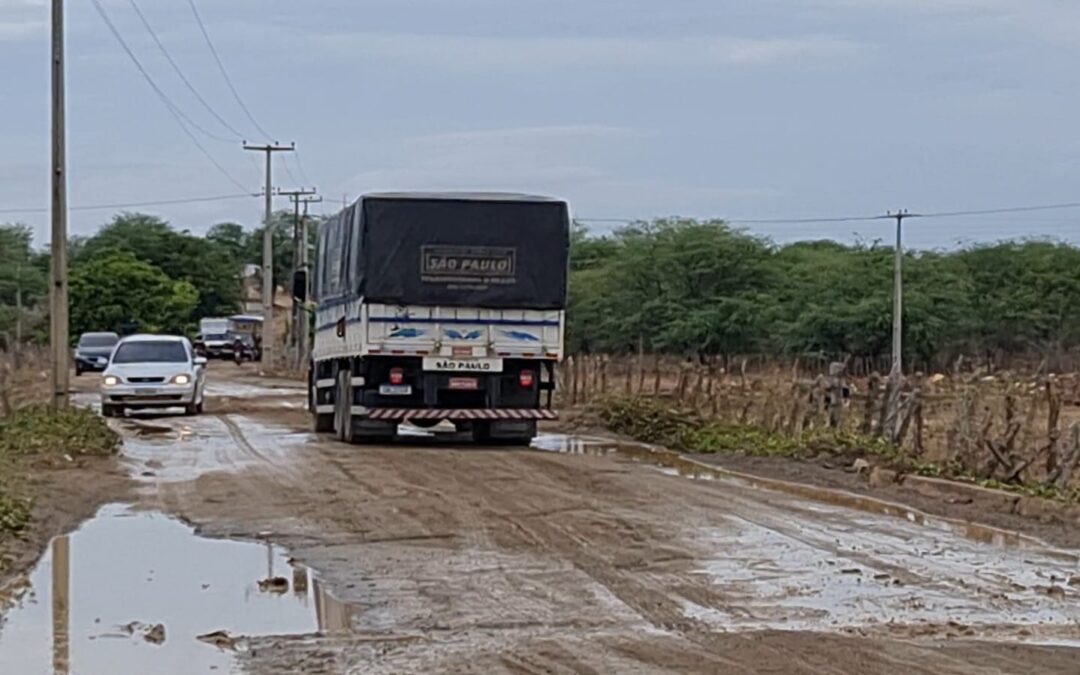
[2,365,1080,674]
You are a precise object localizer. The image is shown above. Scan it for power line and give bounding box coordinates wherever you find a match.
[185,0,274,141]
[919,201,1080,219]
[578,199,1080,228]
[91,0,234,144]
[125,0,244,140]
[89,0,252,191]
[0,193,257,215]
[292,151,314,186]
[278,153,300,187]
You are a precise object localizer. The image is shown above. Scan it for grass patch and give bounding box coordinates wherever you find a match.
[0,406,119,538]
[0,405,119,459]
[597,396,892,461]
[0,493,31,537]
[595,396,1080,504]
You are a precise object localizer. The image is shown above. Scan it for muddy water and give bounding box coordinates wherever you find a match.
[0,505,352,675]
[535,434,1080,643]
[118,414,313,484]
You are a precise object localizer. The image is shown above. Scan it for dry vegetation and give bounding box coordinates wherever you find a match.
[0,346,50,417]
[560,354,1080,500]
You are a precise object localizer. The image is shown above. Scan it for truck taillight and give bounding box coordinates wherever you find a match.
[519,370,535,388]
[389,368,404,385]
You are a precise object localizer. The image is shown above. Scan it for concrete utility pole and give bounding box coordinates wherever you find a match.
[50,0,69,409]
[297,194,321,368]
[882,209,917,441]
[276,187,317,368]
[242,142,294,371]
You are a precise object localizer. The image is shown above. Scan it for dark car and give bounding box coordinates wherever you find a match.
[74,332,120,376]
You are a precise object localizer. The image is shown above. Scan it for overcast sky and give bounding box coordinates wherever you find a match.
[2,0,1080,249]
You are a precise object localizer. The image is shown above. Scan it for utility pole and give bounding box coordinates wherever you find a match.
[50,0,69,409]
[242,141,294,371]
[297,194,322,369]
[276,187,317,368]
[882,209,917,441]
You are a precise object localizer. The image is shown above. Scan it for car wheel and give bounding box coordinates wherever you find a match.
[184,402,198,416]
[75,365,83,377]
[195,397,204,414]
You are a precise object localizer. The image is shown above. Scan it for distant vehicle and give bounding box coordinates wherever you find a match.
[227,315,263,362]
[74,332,119,376]
[310,192,568,445]
[194,317,233,359]
[100,335,207,418]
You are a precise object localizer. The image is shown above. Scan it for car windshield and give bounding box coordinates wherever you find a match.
[112,341,188,364]
[79,335,117,348]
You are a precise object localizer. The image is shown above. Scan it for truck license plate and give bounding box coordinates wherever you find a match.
[379,384,412,396]
[448,377,478,390]
[422,357,503,373]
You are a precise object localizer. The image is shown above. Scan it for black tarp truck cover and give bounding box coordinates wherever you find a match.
[317,192,570,310]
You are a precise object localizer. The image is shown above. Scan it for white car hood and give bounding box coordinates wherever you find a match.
[105,362,193,380]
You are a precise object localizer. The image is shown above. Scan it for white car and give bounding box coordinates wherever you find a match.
[100,335,208,417]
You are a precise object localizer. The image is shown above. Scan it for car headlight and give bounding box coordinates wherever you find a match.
[103,375,120,386]
[171,374,191,385]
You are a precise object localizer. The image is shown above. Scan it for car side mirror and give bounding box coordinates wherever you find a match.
[194,356,208,367]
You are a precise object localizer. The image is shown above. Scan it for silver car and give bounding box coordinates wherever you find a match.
[100,335,207,417]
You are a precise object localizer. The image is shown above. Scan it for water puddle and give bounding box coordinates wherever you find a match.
[534,435,1080,643]
[0,505,353,675]
[119,414,312,484]
[687,519,1080,640]
[533,434,1080,557]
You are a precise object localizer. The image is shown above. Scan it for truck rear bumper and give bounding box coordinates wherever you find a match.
[362,408,557,421]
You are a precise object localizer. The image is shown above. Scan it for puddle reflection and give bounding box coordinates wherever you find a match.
[0,505,355,675]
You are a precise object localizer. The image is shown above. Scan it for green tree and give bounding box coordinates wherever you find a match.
[0,224,48,342]
[73,213,241,319]
[69,252,198,336]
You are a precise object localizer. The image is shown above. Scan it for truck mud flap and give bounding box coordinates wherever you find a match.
[365,409,557,421]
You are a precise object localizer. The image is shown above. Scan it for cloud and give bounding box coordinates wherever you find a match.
[339,123,776,219]
[0,19,42,40]
[312,31,867,72]
[809,0,1080,44]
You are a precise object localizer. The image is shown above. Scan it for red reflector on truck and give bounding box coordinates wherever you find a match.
[389,368,405,385]
[519,371,535,388]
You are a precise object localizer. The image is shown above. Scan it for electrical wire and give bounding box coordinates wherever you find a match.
[0,193,257,215]
[292,150,314,186]
[919,202,1080,219]
[185,0,274,141]
[91,0,235,144]
[579,199,1080,228]
[89,0,253,192]
[278,153,300,187]
[125,0,245,140]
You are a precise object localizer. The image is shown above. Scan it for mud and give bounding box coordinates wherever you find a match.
[4,365,1080,673]
[693,452,1080,549]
